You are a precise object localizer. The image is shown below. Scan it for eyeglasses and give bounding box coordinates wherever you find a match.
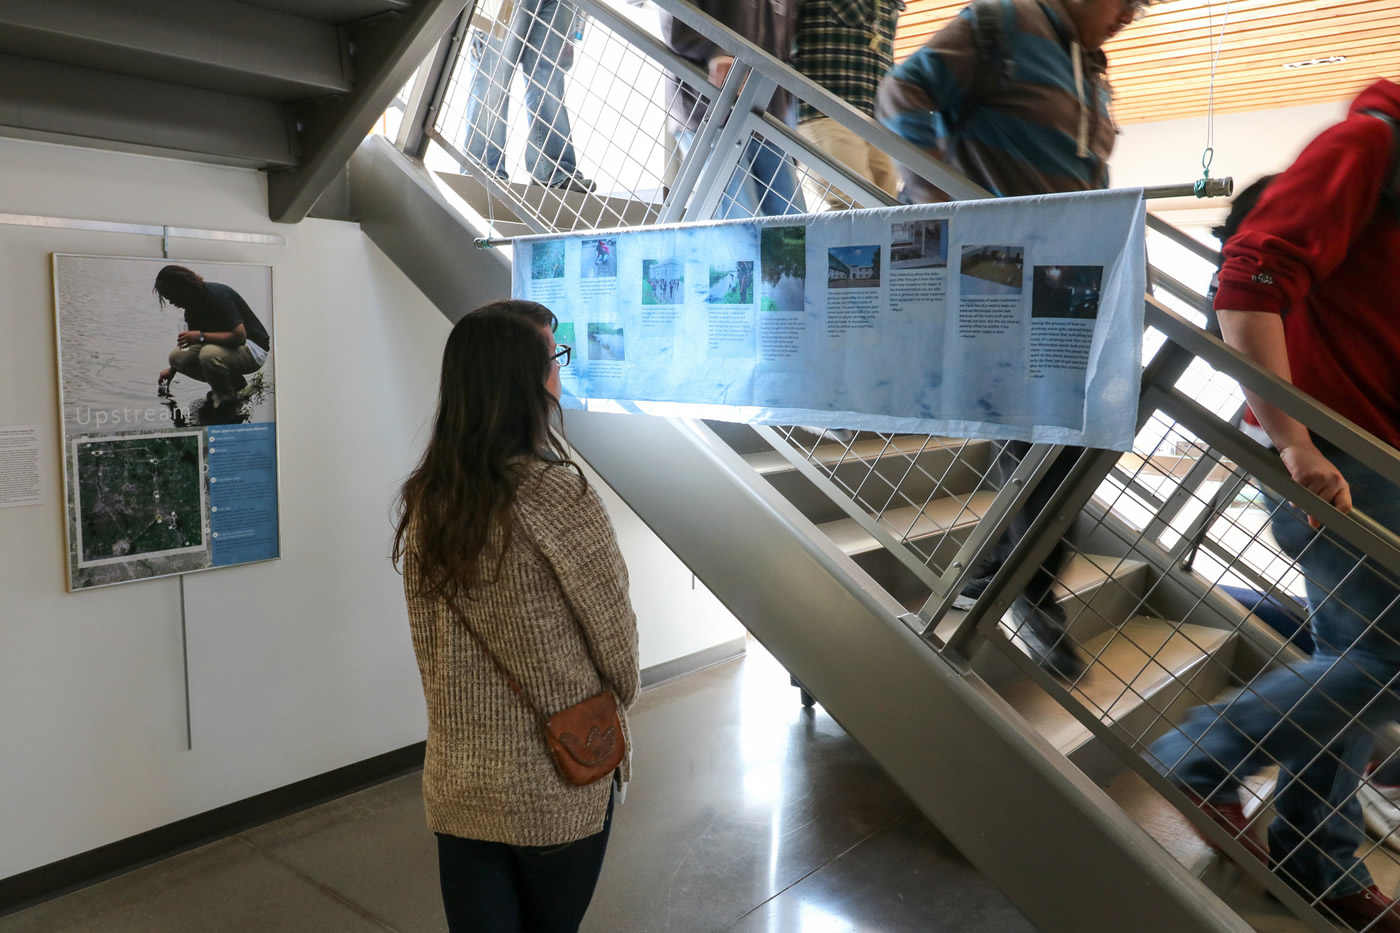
[1123,0,1149,18]
[551,344,572,367]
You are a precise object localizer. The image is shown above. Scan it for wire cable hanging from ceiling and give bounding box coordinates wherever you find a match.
[1198,0,1234,196]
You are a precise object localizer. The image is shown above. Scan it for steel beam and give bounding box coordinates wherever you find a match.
[0,0,348,101]
[241,0,413,22]
[347,136,513,319]
[395,14,468,158]
[0,53,296,168]
[268,0,468,223]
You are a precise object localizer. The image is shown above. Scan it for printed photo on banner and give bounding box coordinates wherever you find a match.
[890,220,948,270]
[582,238,617,279]
[642,258,683,305]
[54,254,280,590]
[588,322,626,361]
[532,240,566,280]
[960,245,1024,295]
[760,225,805,313]
[707,261,754,304]
[827,245,881,288]
[1032,266,1103,320]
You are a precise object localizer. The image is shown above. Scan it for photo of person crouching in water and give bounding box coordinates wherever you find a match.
[154,265,272,423]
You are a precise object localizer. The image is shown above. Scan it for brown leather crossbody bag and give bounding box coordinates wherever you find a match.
[448,601,624,786]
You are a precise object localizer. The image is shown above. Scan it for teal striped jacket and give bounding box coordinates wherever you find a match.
[876,0,1116,201]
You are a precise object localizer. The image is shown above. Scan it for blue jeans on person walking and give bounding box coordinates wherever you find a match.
[463,0,581,185]
[1149,448,1400,899]
[675,128,805,219]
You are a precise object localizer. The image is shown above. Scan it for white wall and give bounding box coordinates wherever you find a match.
[1111,99,1351,228]
[0,136,740,880]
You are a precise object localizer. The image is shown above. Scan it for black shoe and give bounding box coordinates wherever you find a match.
[1010,595,1085,681]
[544,173,595,194]
[952,574,994,610]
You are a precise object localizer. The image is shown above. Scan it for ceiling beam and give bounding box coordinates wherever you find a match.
[267,0,468,223]
[241,0,414,23]
[0,53,296,167]
[0,0,349,101]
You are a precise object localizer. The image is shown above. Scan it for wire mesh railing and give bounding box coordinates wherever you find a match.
[429,0,697,233]
[425,0,903,237]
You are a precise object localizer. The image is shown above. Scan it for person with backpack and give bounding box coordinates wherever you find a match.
[874,0,1148,681]
[876,0,1143,201]
[1149,78,1400,931]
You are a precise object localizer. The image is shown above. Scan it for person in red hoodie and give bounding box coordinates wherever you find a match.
[1150,78,1400,931]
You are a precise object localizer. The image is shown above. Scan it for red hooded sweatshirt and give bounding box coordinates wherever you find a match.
[1213,78,1400,451]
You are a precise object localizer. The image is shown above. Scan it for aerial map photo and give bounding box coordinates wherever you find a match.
[74,433,206,565]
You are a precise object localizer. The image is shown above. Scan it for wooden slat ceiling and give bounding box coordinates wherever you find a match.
[894,0,1399,123]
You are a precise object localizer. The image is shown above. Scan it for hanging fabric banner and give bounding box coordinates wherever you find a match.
[511,188,1147,451]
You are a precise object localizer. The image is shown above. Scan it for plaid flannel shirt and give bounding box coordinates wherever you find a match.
[794,0,903,123]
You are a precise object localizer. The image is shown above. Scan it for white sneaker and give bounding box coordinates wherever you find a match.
[1359,772,1400,852]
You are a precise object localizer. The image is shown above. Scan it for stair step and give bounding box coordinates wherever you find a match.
[1112,763,1400,931]
[433,170,661,226]
[1054,554,1151,642]
[998,619,1233,760]
[925,552,1148,642]
[822,491,998,556]
[935,553,1160,691]
[750,435,993,525]
[744,435,985,475]
[1107,768,1219,876]
[1106,768,1279,880]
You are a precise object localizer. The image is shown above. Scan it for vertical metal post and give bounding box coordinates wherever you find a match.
[683,72,775,222]
[163,226,190,750]
[656,63,749,223]
[179,575,192,750]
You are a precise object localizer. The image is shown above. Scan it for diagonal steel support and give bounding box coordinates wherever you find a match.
[269,0,468,223]
[396,12,469,159]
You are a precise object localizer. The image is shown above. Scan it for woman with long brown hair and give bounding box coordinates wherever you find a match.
[393,299,638,932]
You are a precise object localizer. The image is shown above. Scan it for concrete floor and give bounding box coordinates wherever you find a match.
[0,639,1036,932]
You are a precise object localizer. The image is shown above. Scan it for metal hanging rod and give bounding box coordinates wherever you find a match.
[470,177,1236,250]
[0,212,286,245]
[1140,176,1234,200]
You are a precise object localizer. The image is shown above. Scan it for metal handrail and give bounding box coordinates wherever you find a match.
[1145,299,1400,491]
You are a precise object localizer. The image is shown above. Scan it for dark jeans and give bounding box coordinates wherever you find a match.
[436,791,614,933]
[973,440,1082,605]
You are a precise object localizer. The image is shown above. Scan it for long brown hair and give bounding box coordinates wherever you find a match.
[392,299,579,599]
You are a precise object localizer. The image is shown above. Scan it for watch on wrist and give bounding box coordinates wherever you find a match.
[198,331,206,344]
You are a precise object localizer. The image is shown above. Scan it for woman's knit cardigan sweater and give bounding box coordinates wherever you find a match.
[404,460,640,845]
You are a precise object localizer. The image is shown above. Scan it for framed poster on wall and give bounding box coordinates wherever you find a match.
[54,255,280,590]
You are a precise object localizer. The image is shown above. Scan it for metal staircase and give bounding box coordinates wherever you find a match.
[342,0,1400,927]
[5,2,1397,929]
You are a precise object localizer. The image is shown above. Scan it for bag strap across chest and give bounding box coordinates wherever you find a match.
[1360,108,1400,221]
